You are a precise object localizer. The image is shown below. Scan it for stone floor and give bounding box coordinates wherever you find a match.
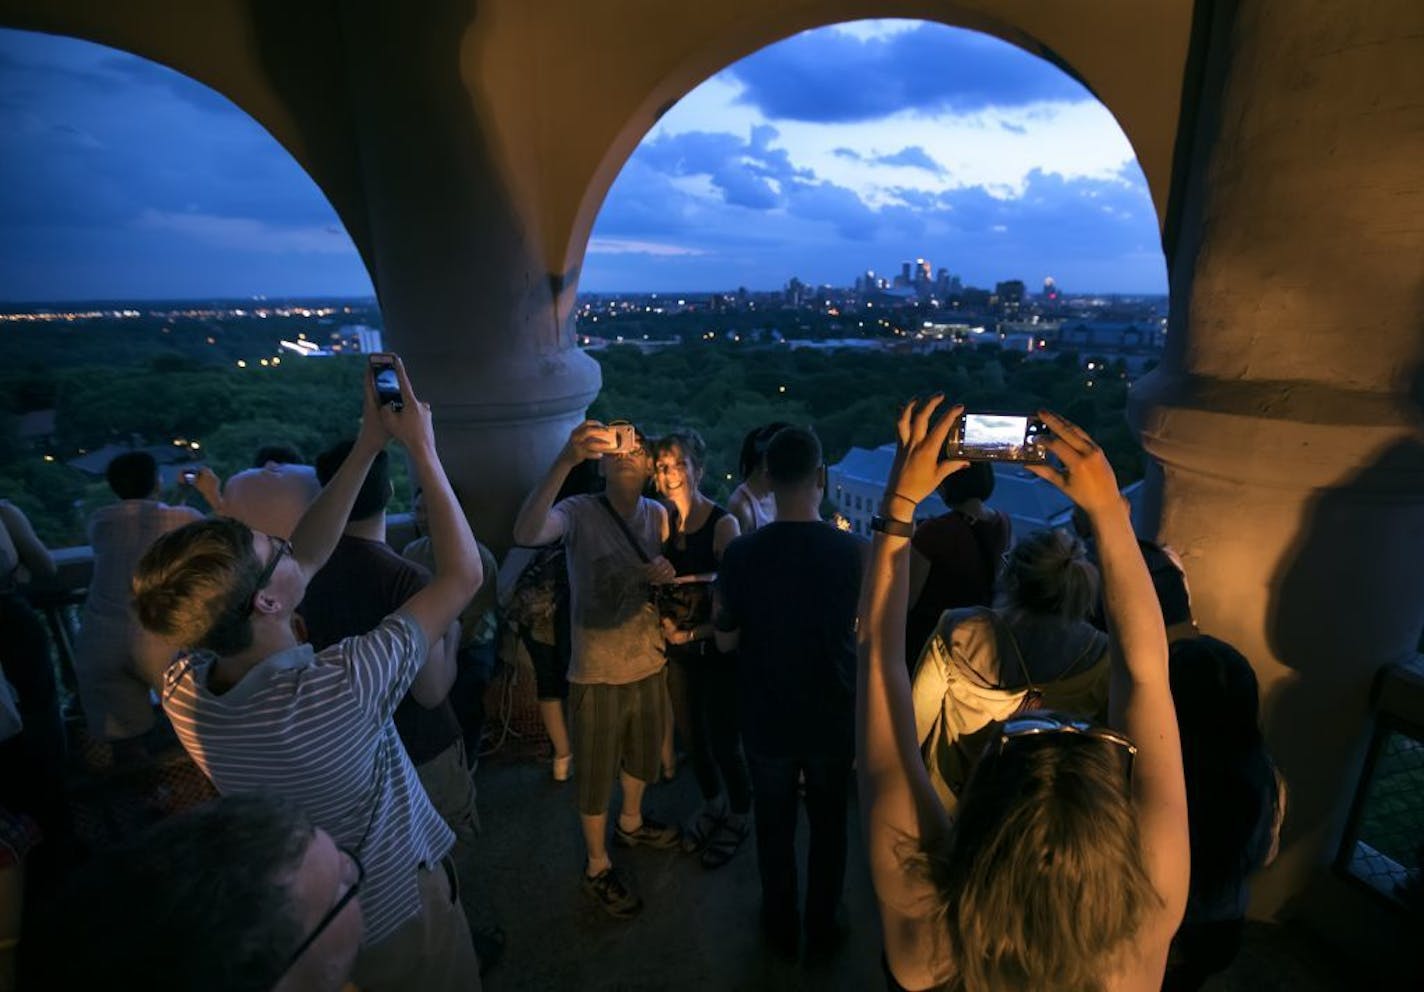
[456,750,1359,992]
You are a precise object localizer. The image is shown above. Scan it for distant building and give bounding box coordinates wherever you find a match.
[346,324,384,354]
[827,443,1141,543]
[1059,320,1164,351]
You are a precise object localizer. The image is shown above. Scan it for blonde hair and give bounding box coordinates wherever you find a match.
[1001,528,1099,621]
[923,732,1159,992]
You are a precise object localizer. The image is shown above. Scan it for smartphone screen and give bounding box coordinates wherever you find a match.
[952,413,1048,462]
[370,361,402,407]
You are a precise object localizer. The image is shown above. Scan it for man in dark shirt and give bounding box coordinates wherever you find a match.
[298,442,473,856]
[714,425,863,957]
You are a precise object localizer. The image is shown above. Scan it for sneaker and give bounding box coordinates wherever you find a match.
[613,815,681,850]
[552,754,573,782]
[582,865,642,918]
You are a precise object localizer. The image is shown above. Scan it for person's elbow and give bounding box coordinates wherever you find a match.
[714,629,739,653]
[511,515,548,547]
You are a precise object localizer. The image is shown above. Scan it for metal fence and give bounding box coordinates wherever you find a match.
[1338,720,1424,909]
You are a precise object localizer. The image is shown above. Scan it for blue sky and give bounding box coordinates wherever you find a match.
[0,20,1167,302]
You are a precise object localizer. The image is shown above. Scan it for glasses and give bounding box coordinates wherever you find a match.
[283,845,364,972]
[994,714,1137,779]
[246,534,292,615]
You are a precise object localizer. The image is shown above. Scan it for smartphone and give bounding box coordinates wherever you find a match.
[948,412,1050,463]
[181,469,198,485]
[369,355,403,409]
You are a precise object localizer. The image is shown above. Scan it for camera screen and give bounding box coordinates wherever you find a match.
[372,365,400,401]
[962,414,1028,450]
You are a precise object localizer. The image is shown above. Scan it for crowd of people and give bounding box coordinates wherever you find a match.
[0,355,1286,992]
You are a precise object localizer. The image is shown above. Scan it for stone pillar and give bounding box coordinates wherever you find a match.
[1131,0,1424,916]
[334,0,601,550]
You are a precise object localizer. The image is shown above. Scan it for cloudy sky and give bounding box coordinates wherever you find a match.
[0,20,1166,302]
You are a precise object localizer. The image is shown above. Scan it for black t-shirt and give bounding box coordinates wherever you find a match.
[297,534,461,765]
[716,521,863,757]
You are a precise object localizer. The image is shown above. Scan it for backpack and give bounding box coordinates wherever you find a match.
[505,545,567,642]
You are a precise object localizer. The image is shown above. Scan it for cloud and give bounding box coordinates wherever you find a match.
[725,22,1088,123]
[0,27,371,299]
[587,237,705,257]
[872,146,945,174]
[588,144,1164,294]
[136,209,354,253]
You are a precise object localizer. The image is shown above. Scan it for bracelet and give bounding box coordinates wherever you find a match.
[887,491,917,507]
[870,514,915,538]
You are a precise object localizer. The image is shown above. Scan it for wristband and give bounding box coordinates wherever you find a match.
[870,514,914,538]
[887,491,917,508]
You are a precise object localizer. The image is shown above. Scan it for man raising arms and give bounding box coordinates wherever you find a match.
[133,355,484,991]
[513,420,679,918]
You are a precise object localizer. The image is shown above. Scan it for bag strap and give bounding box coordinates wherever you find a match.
[597,495,652,564]
[980,608,1037,696]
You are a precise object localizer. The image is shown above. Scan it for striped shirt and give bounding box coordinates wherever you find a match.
[162,612,453,943]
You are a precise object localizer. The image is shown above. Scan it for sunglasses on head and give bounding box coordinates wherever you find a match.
[993,713,1137,780]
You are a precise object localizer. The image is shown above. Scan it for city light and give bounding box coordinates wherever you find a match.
[236,359,246,368]
[42,454,54,462]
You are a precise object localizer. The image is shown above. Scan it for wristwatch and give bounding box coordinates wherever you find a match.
[869,514,914,538]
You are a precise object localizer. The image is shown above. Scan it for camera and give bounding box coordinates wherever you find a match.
[947,412,1049,463]
[592,420,637,454]
[369,355,403,409]
[607,421,637,454]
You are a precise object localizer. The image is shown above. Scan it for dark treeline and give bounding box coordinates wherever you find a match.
[2,337,1144,546]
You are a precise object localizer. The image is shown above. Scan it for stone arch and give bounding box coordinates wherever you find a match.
[545,2,1190,298]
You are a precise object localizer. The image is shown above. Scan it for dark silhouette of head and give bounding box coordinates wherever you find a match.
[738,421,791,481]
[106,451,159,500]
[938,460,995,506]
[764,426,822,492]
[315,440,390,522]
[18,794,350,992]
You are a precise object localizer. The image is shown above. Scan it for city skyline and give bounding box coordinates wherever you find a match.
[0,20,1167,302]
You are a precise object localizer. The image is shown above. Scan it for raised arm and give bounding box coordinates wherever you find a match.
[511,421,609,547]
[857,397,965,989]
[1026,410,1190,933]
[382,359,483,656]
[289,367,391,578]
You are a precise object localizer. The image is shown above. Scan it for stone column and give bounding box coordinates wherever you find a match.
[1130,0,1424,916]
[334,0,601,550]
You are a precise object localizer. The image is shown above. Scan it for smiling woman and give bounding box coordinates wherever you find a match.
[583,19,1166,296]
[0,28,373,301]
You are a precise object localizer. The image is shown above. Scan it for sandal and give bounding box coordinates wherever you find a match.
[681,808,723,854]
[700,815,749,869]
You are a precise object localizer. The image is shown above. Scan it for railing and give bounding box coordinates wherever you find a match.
[1335,656,1424,912]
